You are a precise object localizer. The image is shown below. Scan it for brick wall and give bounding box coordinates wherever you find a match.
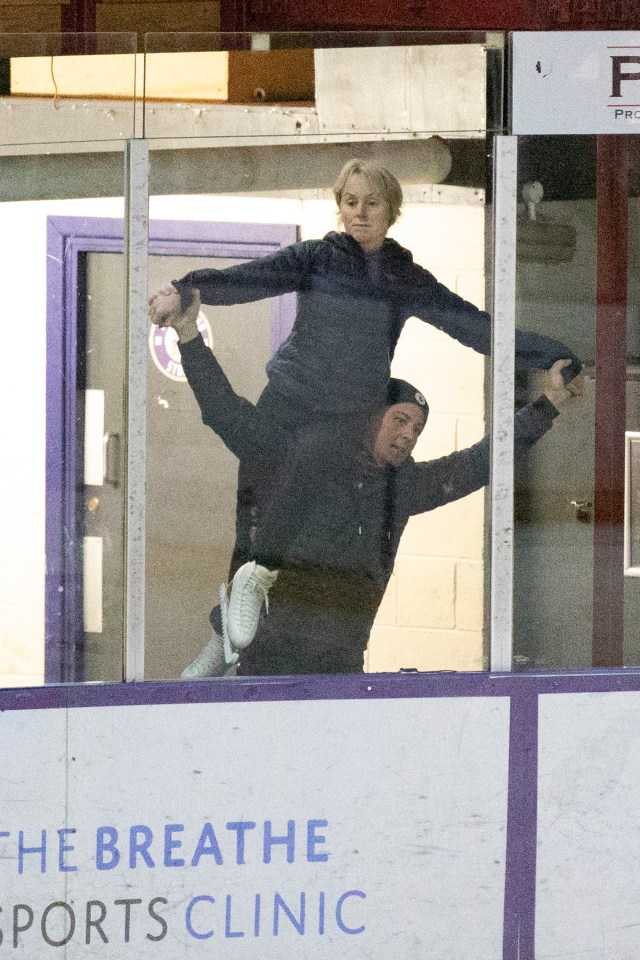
[366,200,487,673]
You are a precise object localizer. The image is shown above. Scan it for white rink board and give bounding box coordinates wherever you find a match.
[0,696,509,959]
[537,691,640,958]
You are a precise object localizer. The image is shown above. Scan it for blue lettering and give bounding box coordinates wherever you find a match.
[163,824,185,868]
[273,893,305,935]
[191,823,223,867]
[306,820,329,862]
[57,829,77,873]
[263,820,295,864]
[336,890,366,935]
[96,827,120,871]
[253,894,261,938]
[226,821,256,864]
[318,891,326,935]
[185,896,215,940]
[129,826,154,869]
[18,831,46,874]
[225,895,244,938]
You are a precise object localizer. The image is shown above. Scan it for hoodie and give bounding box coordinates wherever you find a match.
[173,231,581,414]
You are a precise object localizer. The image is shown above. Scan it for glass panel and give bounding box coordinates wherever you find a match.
[0,34,136,688]
[143,31,503,141]
[0,33,137,147]
[512,134,640,670]
[143,31,503,680]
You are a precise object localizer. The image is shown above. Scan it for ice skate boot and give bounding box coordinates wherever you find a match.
[226,561,278,650]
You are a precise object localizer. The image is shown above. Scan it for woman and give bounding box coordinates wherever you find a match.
[149,158,581,652]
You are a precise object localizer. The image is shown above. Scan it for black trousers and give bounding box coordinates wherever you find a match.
[230,383,367,572]
[237,598,371,675]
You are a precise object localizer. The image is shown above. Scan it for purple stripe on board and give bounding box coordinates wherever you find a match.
[7,668,640,713]
[0,670,513,712]
[503,690,538,960]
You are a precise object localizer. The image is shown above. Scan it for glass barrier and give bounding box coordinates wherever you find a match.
[0,34,136,687]
[141,31,503,681]
[143,31,503,141]
[0,33,137,147]
[512,135,640,670]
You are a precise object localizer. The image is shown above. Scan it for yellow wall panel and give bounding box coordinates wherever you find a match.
[228,49,314,103]
[143,50,227,100]
[10,50,228,101]
[11,53,138,98]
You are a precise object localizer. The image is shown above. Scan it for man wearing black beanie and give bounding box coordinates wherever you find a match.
[170,303,582,677]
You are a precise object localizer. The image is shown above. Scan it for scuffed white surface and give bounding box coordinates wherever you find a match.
[125,139,149,681]
[0,696,509,958]
[537,691,640,958]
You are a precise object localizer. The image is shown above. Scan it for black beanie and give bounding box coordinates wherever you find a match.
[385,378,429,423]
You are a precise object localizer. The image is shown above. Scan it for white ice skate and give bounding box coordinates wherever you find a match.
[181,627,227,680]
[220,581,240,667]
[226,561,278,650]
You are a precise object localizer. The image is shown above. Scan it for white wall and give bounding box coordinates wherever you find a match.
[0,188,486,685]
[0,196,126,688]
[369,203,486,672]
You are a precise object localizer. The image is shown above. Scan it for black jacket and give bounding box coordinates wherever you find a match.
[180,333,558,618]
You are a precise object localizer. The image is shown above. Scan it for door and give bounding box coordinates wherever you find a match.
[83,251,276,681]
[46,218,297,682]
[514,370,640,670]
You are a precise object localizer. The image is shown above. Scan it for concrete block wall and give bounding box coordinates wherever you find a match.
[366,201,487,673]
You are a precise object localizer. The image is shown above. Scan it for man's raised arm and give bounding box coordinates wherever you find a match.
[165,292,279,461]
[405,358,584,516]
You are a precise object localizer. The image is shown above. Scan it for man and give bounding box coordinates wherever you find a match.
[171,294,583,677]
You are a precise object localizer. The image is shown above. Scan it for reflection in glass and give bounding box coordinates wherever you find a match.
[149,73,566,673]
[142,31,502,141]
[513,135,640,671]
[625,432,640,576]
[1,31,513,687]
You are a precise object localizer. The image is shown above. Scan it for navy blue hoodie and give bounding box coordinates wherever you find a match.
[174,231,581,414]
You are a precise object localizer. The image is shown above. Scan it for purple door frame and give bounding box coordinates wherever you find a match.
[45,216,298,684]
